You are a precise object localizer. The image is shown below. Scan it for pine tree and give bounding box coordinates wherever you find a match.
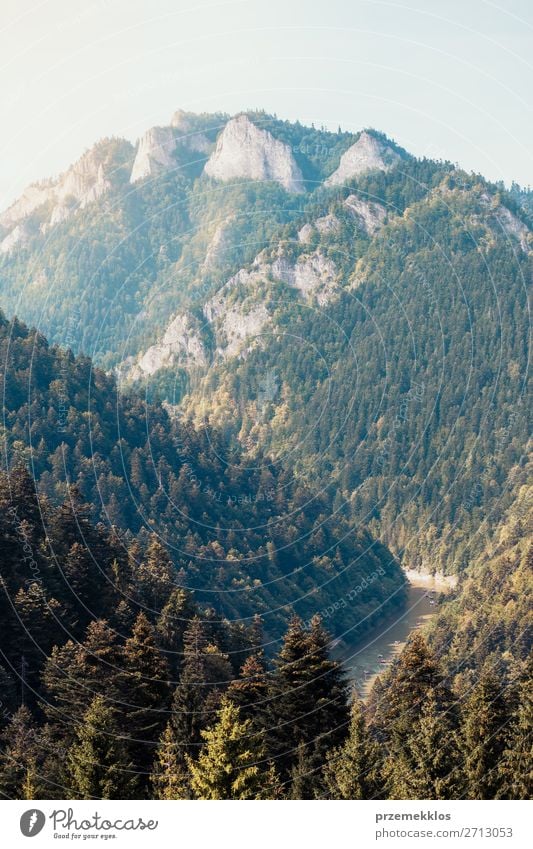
[462,667,509,800]
[150,722,191,799]
[187,700,275,800]
[65,696,137,799]
[323,696,382,799]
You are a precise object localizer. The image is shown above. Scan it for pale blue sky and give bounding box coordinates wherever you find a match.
[1,0,531,208]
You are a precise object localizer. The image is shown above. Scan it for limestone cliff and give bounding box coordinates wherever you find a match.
[204,115,304,193]
[0,139,134,251]
[325,131,402,186]
[130,126,176,183]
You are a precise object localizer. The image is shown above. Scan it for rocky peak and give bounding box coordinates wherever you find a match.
[325,131,402,186]
[204,115,305,193]
[0,139,133,252]
[130,126,176,183]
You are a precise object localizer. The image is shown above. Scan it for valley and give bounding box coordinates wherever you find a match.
[338,571,456,698]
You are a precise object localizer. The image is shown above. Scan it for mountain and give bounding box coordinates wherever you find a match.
[0,110,530,582]
[0,107,530,803]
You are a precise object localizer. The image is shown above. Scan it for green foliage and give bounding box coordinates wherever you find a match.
[65,696,137,800]
[323,697,383,799]
[187,700,278,800]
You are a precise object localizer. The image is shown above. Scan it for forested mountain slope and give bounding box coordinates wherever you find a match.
[0,111,529,579]
[0,313,404,640]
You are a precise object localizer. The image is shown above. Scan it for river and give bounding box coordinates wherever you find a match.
[335,571,456,699]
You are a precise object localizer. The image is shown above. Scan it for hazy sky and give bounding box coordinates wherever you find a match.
[1,0,531,208]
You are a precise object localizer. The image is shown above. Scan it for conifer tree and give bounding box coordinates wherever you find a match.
[42,618,123,724]
[498,668,533,799]
[374,633,452,741]
[462,667,509,800]
[65,696,137,799]
[289,742,321,799]
[266,615,348,781]
[187,700,277,800]
[150,722,191,799]
[156,587,196,675]
[226,652,269,725]
[384,687,461,799]
[0,707,41,799]
[136,535,175,613]
[121,612,171,770]
[324,696,382,799]
[171,617,210,758]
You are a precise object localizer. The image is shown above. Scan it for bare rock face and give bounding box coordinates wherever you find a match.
[0,183,54,231]
[293,251,338,304]
[0,221,32,254]
[315,213,341,236]
[325,131,401,186]
[494,205,531,252]
[125,312,207,381]
[204,115,305,193]
[130,127,176,183]
[298,223,315,244]
[344,195,387,235]
[170,110,213,154]
[124,240,340,381]
[217,303,270,359]
[202,217,236,271]
[0,139,134,251]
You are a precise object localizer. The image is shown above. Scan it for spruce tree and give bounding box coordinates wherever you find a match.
[0,707,41,799]
[156,587,196,675]
[187,700,276,800]
[226,652,269,725]
[462,667,509,800]
[136,535,175,613]
[121,612,171,771]
[150,722,191,799]
[65,696,137,799]
[384,687,461,799]
[171,617,210,758]
[266,615,348,781]
[498,669,533,799]
[323,696,382,799]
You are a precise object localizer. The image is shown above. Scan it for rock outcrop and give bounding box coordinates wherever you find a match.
[0,139,134,251]
[202,217,236,270]
[325,131,402,186]
[0,183,54,232]
[0,221,32,254]
[204,115,304,193]
[344,194,387,235]
[124,238,340,381]
[125,312,207,381]
[170,110,214,154]
[130,127,176,183]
